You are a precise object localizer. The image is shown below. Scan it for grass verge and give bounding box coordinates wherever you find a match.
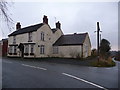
[91,59,116,67]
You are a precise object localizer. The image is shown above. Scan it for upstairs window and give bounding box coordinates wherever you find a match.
[40,45,45,54]
[41,32,44,41]
[13,36,16,44]
[28,32,32,42]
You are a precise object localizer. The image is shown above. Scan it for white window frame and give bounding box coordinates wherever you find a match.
[40,45,45,54]
[31,44,34,53]
[14,46,17,54]
[28,32,32,42]
[53,46,58,54]
[25,45,29,53]
[41,32,44,41]
[9,46,12,53]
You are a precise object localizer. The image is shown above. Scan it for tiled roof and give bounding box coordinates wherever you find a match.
[8,23,44,36]
[51,28,58,33]
[53,33,88,46]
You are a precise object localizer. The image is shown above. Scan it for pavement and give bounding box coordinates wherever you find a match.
[2,57,119,89]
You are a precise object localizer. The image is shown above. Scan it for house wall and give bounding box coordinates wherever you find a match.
[8,31,36,57]
[82,34,91,58]
[8,36,13,45]
[52,29,63,44]
[52,45,82,58]
[35,24,52,57]
[34,24,63,58]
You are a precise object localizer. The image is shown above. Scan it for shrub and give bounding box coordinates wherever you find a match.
[91,59,116,67]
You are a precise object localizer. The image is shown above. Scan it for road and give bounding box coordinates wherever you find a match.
[2,57,119,89]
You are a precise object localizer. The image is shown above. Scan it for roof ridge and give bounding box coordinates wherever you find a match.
[8,23,44,36]
[64,32,88,36]
[18,23,44,30]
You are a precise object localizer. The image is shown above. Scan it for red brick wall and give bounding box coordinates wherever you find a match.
[2,40,8,56]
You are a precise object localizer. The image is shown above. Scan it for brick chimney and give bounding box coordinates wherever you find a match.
[16,22,21,30]
[56,21,61,29]
[43,15,48,24]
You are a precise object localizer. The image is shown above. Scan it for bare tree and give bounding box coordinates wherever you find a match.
[0,0,13,34]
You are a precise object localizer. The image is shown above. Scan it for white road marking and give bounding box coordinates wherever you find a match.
[88,67,98,69]
[22,64,47,70]
[3,61,13,64]
[106,68,111,69]
[62,73,108,90]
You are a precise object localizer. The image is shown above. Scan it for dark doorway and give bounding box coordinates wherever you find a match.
[18,43,24,58]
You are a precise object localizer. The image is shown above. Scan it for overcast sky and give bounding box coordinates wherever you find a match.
[1,0,118,51]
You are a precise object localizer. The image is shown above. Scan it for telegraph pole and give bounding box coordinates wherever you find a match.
[100,34,102,43]
[97,22,100,60]
[95,22,102,62]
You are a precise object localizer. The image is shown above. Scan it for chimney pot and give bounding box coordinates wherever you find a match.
[43,15,48,24]
[56,21,61,29]
[16,22,21,30]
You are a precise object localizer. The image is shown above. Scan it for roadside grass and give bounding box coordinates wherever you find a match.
[90,59,116,67]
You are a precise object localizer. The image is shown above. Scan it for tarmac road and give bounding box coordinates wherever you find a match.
[2,57,119,89]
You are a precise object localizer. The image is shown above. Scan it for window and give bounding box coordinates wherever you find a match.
[9,46,12,53]
[14,46,17,54]
[40,45,45,54]
[13,36,16,44]
[28,32,32,42]
[53,46,58,54]
[41,32,44,41]
[31,45,34,54]
[24,45,29,54]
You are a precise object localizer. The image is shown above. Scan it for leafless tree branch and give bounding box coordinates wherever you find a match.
[0,0,13,33]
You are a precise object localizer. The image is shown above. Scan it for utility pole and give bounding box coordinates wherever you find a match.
[100,34,102,43]
[97,22,100,60]
[94,22,102,62]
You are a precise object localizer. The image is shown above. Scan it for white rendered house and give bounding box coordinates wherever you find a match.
[8,15,91,58]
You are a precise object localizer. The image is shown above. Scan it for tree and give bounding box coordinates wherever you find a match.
[99,39,111,60]
[0,0,13,33]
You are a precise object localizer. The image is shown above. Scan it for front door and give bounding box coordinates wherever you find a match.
[18,43,24,58]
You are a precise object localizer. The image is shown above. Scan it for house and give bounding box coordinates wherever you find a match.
[7,15,91,58]
[53,33,91,58]
[0,38,8,57]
